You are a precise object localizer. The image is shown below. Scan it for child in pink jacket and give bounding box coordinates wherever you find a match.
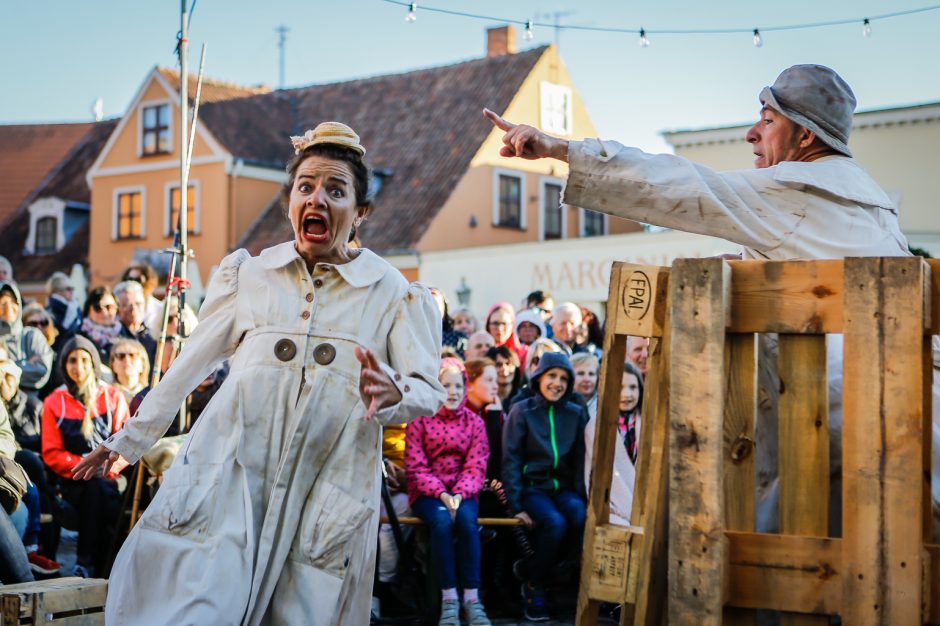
[406,358,491,625]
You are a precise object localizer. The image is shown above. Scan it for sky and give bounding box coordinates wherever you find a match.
[3,0,939,153]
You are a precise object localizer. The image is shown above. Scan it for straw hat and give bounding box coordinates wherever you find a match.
[290,122,366,156]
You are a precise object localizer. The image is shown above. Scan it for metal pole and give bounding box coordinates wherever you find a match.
[177,0,190,434]
[276,25,288,89]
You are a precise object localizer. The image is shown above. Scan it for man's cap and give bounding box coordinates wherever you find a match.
[759,64,856,157]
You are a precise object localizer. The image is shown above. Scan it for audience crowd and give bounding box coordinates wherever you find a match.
[0,254,646,624]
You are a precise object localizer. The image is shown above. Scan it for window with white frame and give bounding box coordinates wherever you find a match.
[492,169,526,229]
[165,182,199,236]
[540,82,573,136]
[580,208,607,237]
[34,217,58,254]
[540,178,565,240]
[113,189,145,240]
[141,103,171,156]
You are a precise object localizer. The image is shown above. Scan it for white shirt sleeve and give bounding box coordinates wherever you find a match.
[564,139,806,255]
[104,249,251,464]
[375,283,446,426]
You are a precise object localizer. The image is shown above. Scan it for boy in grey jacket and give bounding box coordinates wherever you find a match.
[502,351,588,622]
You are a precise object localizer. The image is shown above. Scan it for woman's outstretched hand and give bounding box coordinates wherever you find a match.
[482,108,570,162]
[71,444,123,480]
[355,346,403,421]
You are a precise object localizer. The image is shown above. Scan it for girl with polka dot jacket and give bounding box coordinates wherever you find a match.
[406,357,492,625]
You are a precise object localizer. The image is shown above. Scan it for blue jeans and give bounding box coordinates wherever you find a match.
[411,496,481,590]
[521,489,586,587]
[0,510,33,583]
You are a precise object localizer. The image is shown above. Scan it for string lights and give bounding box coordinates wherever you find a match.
[387,0,940,47]
[752,28,763,47]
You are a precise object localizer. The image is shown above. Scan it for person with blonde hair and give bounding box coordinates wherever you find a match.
[41,336,129,577]
[108,338,149,405]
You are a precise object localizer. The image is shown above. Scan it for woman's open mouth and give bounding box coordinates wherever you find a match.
[301,214,330,243]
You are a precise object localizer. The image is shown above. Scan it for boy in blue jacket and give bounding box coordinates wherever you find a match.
[502,351,588,622]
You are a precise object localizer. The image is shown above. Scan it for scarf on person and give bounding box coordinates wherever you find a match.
[79,317,122,350]
[485,302,527,365]
[619,409,640,465]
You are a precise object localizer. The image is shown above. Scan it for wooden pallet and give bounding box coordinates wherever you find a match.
[578,256,940,625]
[0,578,107,625]
[577,262,672,626]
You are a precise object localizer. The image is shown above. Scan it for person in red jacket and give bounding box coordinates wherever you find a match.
[406,357,491,626]
[42,336,129,577]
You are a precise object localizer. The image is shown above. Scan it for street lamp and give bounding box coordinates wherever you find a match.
[456,277,472,307]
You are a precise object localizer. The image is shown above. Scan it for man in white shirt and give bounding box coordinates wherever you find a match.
[485,64,938,535]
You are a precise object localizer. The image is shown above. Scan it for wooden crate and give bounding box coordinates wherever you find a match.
[578,256,940,626]
[0,578,107,625]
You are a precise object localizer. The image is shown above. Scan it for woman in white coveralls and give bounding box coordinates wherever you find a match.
[73,122,446,625]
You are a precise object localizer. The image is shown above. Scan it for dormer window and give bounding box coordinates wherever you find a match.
[35,217,58,254]
[540,82,573,137]
[141,103,171,155]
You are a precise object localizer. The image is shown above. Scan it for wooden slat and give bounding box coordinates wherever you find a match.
[778,334,829,626]
[927,544,940,623]
[612,264,671,339]
[722,333,757,626]
[577,263,632,625]
[842,257,926,625]
[668,258,731,625]
[729,259,843,334]
[625,303,673,626]
[586,524,643,604]
[928,259,939,333]
[725,531,841,614]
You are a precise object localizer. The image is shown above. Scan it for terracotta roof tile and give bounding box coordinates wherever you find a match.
[157,67,271,104]
[0,122,94,226]
[0,121,116,284]
[223,47,549,254]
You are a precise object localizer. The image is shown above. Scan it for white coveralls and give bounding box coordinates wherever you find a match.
[563,141,939,531]
[103,242,446,625]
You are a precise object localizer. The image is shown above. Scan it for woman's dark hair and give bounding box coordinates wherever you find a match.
[122,263,158,290]
[486,345,523,398]
[580,305,605,348]
[623,360,645,414]
[280,143,372,241]
[82,286,115,318]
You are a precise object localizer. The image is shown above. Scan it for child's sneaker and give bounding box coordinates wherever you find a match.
[521,582,550,622]
[27,551,62,575]
[462,599,492,626]
[438,598,460,626]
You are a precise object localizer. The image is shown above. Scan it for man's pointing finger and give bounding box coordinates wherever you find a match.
[483,108,514,131]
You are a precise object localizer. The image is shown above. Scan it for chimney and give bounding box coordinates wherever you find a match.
[487,25,517,57]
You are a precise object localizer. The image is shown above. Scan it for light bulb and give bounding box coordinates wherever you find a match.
[863,18,872,37]
[752,28,763,48]
[524,20,534,41]
[638,28,650,48]
[405,2,417,23]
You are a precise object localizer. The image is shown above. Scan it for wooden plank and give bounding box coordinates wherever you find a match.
[586,524,643,603]
[626,301,673,626]
[927,544,940,623]
[668,258,731,626]
[778,334,829,626]
[842,257,926,625]
[722,333,757,626]
[725,531,841,614]
[612,264,671,339]
[577,263,632,626]
[929,258,939,333]
[728,259,843,334]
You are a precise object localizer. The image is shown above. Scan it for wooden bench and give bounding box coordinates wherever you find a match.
[0,578,107,625]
